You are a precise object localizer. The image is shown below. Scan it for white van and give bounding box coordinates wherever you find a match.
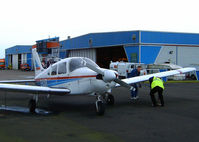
[110,61,147,78]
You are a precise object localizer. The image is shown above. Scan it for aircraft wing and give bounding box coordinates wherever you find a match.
[117,67,196,86]
[0,83,70,95]
[0,79,35,83]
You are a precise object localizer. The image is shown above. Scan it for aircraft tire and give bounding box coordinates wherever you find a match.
[96,101,105,116]
[28,99,36,113]
[106,94,115,105]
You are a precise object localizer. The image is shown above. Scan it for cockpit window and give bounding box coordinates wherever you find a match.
[69,58,98,72]
[69,58,84,72]
[51,65,57,75]
[58,62,67,74]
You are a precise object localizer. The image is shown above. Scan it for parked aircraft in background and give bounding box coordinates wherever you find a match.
[0,49,196,115]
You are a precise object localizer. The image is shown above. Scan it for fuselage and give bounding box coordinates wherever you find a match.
[34,57,116,95]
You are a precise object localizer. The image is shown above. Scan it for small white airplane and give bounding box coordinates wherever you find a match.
[0,48,196,115]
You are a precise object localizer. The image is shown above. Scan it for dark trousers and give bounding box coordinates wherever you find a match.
[131,83,138,98]
[150,86,164,106]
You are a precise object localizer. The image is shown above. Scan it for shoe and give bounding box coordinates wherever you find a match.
[135,96,139,99]
[152,104,157,107]
[131,97,137,100]
[157,103,161,106]
[131,96,139,100]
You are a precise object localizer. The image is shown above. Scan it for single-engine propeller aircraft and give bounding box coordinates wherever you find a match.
[0,48,196,115]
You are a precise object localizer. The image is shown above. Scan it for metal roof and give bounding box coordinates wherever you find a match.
[6,45,32,55]
[60,30,199,50]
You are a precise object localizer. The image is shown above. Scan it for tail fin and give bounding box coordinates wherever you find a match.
[32,48,44,76]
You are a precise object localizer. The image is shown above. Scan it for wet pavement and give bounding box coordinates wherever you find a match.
[0,70,199,142]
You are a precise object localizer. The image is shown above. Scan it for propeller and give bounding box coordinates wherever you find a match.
[83,59,133,90]
[113,78,133,90]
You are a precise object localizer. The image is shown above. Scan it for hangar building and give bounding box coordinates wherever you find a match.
[5,45,32,70]
[59,31,199,70]
[5,37,60,70]
[5,31,199,73]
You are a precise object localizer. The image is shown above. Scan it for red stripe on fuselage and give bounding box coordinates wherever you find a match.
[35,75,96,81]
[178,70,183,74]
[36,67,40,70]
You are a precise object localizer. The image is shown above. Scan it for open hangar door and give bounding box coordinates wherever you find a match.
[177,46,199,80]
[68,49,96,62]
[12,54,18,70]
[177,46,199,70]
[96,46,127,68]
[21,53,27,64]
[8,55,12,66]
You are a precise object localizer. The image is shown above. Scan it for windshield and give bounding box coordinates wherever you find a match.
[0,62,4,65]
[83,58,98,67]
[69,58,98,72]
[69,58,84,72]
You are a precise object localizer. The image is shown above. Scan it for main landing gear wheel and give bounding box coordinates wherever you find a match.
[106,94,115,105]
[28,99,36,113]
[95,96,105,116]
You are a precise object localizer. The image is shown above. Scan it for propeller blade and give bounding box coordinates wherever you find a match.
[84,61,104,75]
[83,59,133,90]
[114,78,133,90]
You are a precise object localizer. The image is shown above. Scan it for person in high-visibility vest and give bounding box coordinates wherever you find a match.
[149,76,165,107]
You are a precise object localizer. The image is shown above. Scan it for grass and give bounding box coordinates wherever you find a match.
[165,80,199,83]
[143,80,199,84]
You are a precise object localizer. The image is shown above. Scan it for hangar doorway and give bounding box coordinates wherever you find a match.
[18,54,21,69]
[96,46,127,68]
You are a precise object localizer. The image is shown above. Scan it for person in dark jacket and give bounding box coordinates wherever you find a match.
[129,66,142,100]
[149,76,165,107]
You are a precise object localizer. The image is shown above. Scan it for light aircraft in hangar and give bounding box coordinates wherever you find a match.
[0,48,196,115]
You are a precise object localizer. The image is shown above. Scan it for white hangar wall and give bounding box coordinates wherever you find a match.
[154,46,199,70]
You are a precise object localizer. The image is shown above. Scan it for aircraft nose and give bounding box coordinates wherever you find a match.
[103,70,117,82]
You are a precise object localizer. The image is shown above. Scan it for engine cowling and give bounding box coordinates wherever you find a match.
[102,70,117,82]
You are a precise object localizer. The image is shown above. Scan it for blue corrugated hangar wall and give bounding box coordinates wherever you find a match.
[5,45,32,70]
[60,31,199,67]
[60,31,140,68]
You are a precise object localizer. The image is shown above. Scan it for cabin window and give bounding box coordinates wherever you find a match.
[69,58,84,72]
[69,58,99,72]
[58,62,67,74]
[51,65,57,75]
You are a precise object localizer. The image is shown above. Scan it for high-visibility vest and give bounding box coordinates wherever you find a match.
[151,77,164,90]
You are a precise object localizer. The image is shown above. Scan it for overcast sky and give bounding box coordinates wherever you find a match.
[0,0,199,58]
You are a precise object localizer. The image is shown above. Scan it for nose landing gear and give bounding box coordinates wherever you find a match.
[106,94,115,105]
[95,93,115,116]
[95,95,105,116]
